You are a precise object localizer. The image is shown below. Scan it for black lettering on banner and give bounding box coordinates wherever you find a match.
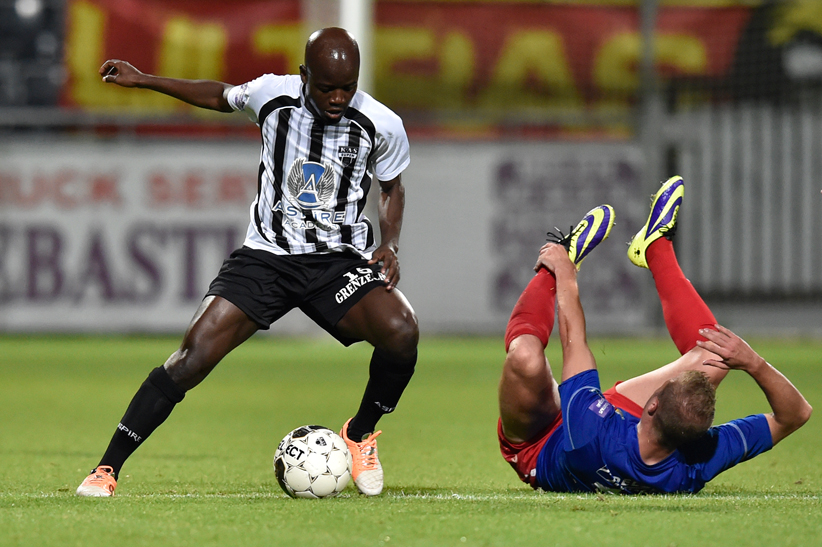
[26,225,64,300]
[128,225,166,303]
[0,224,13,302]
[0,222,244,305]
[77,231,118,300]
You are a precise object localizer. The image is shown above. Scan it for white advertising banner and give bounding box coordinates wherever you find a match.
[0,138,647,334]
[400,141,648,335]
[0,139,279,332]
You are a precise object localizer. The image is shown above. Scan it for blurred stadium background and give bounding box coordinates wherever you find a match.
[1,0,821,336]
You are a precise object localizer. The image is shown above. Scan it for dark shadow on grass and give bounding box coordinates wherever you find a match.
[6,449,216,461]
[6,449,112,459]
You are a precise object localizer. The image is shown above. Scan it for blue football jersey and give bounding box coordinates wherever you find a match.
[536,369,773,494]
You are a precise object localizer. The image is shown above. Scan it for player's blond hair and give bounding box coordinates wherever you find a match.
[653,370,716,450]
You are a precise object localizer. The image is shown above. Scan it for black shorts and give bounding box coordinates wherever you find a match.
[206,247,387,346]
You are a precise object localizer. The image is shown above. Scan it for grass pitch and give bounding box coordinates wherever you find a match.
[1,334,820,546]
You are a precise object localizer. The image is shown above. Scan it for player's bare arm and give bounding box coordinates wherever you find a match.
[697,324,812,444]
[368,175,405,291]
[99,59,233,112]
[536,243,597,382]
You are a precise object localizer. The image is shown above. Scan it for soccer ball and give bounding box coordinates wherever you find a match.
[274,425,352,498]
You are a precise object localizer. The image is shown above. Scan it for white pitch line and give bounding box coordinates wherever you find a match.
[2,491,819,502]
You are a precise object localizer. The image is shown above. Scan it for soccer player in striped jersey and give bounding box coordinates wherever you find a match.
[498,177,811,494]
[77,28,417,497]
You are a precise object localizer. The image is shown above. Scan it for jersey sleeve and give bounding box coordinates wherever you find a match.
[558,369,610,450]
[372,114,410,182]
[225,74,287,124]
[685,415,773,482]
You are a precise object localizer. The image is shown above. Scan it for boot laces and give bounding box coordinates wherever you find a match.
[353,431,382,470]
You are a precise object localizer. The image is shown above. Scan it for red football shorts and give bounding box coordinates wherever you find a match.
[498,383,644,488]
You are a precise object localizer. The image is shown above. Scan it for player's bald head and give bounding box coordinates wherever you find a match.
[304,27,360,78]
[300,28,360,123]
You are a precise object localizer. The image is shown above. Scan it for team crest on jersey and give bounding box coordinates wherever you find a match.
[338,146,358,166]
[588,398,614,418]
[286,158,336,210]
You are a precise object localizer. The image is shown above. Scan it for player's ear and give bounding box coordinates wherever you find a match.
[299,64,308,84]
[646,397,659,416]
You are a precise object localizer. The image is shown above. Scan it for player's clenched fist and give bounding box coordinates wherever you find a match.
[99,60,143,87]
[534,242,574,276]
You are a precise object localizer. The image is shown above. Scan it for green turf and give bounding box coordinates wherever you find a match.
[1,335,820,546]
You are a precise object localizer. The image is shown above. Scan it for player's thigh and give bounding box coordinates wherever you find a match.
[615,346,727,408]
[498,335,561,444]
[335,287,418,353]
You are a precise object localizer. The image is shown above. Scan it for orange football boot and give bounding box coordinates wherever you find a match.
[76,465,117,497]
[340,418,383,496]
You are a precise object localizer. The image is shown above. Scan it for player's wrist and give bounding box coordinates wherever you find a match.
[743,355,769,376]
[555,262,577,280]
[135,72,163,90]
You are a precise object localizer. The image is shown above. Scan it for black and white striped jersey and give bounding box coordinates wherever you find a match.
[225,74,410,258]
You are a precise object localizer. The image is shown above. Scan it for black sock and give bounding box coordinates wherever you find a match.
[347,348,417,441]
[98,366,186,477]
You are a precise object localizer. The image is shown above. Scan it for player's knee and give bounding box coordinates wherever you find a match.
[380,310,419,358]
[797,402,813,429]
[683,346,729,386]
[504,341,546,382]
[164,347,199,386]
[164,334,218,388]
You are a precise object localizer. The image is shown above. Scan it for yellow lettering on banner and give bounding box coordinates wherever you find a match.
[374,28,473,109]
[65,1,175,110]
[657,35,706,74]
[158,16,229,118]
[158,17,227,82]
[252,24,305,73]
[769,1,822,46]
[478,30,582,110]
[374,27,433,107]
[594,32,706,101]
[439,32,474,109]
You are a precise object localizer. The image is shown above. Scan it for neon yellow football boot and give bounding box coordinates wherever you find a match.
[547,204,616,270]
[627,176,684,269]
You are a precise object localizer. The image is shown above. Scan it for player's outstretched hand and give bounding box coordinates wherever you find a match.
[369,244,400,291]
[99,60,144,87]
[696,324,767,372]
[534,243,575,276]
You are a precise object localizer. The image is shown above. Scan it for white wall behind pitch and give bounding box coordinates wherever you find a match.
[0,137,648,335]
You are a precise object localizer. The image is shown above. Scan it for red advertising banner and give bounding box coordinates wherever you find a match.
[374,3,750,111]
[62,0,752,116]
[64,0,302,113]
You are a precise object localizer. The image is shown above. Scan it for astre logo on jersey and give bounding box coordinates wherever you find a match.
[275,158,346,230]
[338,146,358,166]
[335,267,386,303]
[287,158,336,210]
